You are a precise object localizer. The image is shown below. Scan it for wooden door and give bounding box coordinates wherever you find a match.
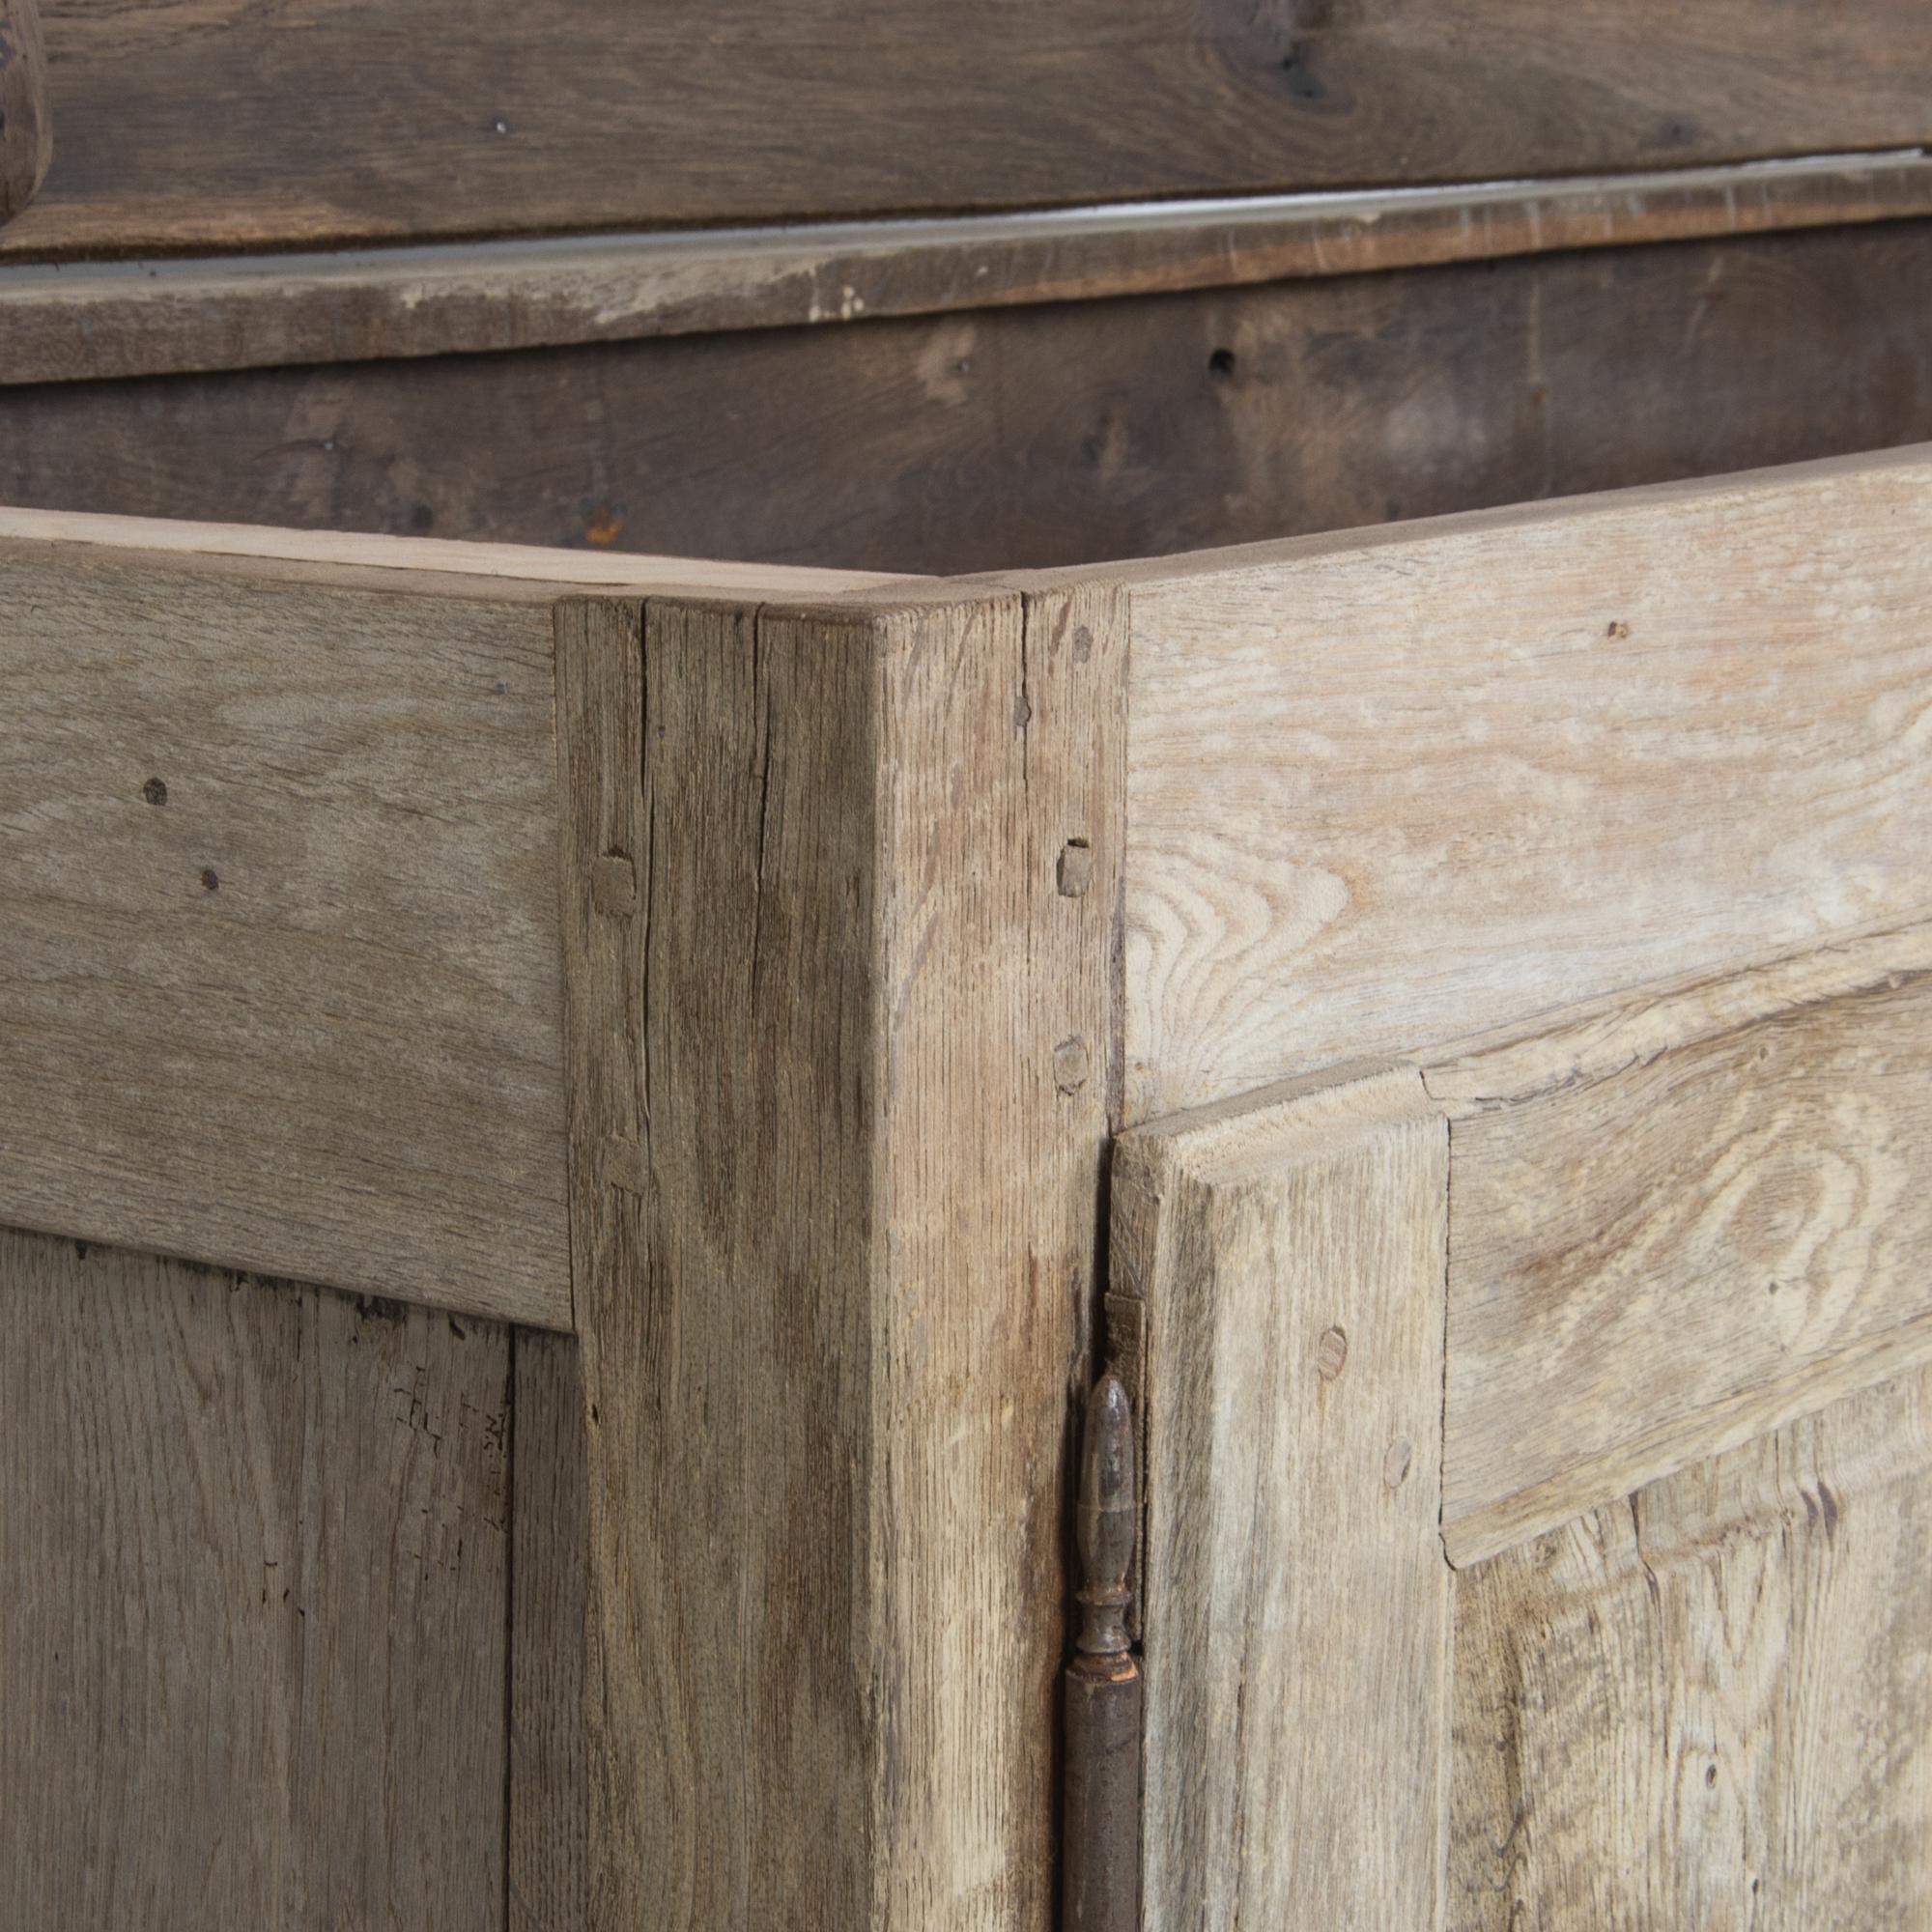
[1090,444,1932,1927]
[1111,943,1932,1928]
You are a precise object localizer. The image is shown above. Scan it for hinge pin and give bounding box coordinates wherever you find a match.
[1063,1372,1142,1932]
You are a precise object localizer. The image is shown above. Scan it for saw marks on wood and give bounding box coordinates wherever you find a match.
[1451,1367,1932,1931]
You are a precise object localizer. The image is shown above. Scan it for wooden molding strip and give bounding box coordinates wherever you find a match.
[1421,917,1932,1119]
[0,503,910,599]
[2,150,1927,386]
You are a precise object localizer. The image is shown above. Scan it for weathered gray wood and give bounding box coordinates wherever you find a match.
[552,582,1124,1924]
[6,153,1931,386]
[8,224,1932,582]
[0,544,572,1323]
[1112,1066,1451,1930]
[1120,443,1932,1119]
[0,526,893,1323]
[1451,1367,1932,1929]
[1441,963,1932,1565]
[0,1224,510,1927]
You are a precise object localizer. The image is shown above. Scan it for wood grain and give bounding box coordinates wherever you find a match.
[0,544,571,1323]
[507,1328,589,1932]
[0,1225,510,1928]
[1451,1367,1932,1929]
[552,583,1124,1924]
[1121,442,1932,1119]
[5,222,1932,579]
[6,152,1931,386]
[1441,971,1932,1567]
[8,0,1932,258]
[1421,917,1932,1117]
[870,582,1126,1925]
[1111,1066,1451,1930]
[0,0,50,228]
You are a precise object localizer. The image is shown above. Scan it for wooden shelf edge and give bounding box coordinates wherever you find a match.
[2,149,1928,387]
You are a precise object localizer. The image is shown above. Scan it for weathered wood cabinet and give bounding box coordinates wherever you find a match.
[4,442,1929,1925]
[6,0,1932,1918]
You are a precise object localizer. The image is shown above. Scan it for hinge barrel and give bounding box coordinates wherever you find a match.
[1063,1373,1142,1932]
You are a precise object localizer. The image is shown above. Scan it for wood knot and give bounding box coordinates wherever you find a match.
[1382,1437,1413,1490]
[1315,1325,1348,1381]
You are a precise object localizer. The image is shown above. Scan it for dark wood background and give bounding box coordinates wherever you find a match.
[6,0,1931,258]
[4,222,1928,575]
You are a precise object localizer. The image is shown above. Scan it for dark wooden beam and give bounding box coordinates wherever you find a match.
[1,221,1929,577]
[3,153,1929,386]
[7,0,1932,259]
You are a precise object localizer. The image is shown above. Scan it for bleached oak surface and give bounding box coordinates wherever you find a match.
[1112,1067,1451,1931]
[1441,965,1932,1564]
[0,503,907,595]
[7,441,1932,1926]
[1117,445,1932,1120]
[1452,1368,1932,1929]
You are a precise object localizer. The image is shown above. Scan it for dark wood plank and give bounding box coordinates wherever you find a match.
[0,1227,511,1928]
[507,1329,589,1932]
[6,0,1932,259]
[0,0,50,229]
[6,153,1932,385]
[2,221,1928,576]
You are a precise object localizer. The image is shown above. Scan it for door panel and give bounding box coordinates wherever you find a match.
[1117,940,1932,1926]
[0,1225,511,1926]
[1443,967,1932,1564]
[1451,1367,1932,1931]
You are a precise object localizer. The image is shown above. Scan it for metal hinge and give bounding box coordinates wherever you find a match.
[1062,1372,1142,1932]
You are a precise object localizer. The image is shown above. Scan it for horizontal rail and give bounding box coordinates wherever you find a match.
[1,150,1927,385]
